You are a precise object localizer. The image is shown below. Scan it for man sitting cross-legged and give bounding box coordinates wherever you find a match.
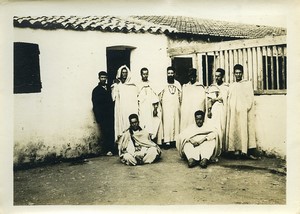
[176,110,221,168]
[117,114,161,166]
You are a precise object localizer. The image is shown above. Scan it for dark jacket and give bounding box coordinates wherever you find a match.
[92,83,114,124]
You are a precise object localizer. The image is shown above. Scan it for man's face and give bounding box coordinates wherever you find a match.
[195,114,204,127]
[120,68,128,81]
[141,70,149,82]
[167,69,175,83]
[99,75,107,85]
[167,69,175,77]
[234,69,243,82]
[130,117,139,131]
[215,71,223,85]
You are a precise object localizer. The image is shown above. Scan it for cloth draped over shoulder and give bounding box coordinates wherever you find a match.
[225,80,256,153]
[136,81,163,141]
[159,80,182,142]
[180,82,206,131]
[176,123,221,160]
[205,82,229,151]
[111,65,138,141]
[117,128,161,158]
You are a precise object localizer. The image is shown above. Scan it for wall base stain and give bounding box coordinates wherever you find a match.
[14,133,103,170]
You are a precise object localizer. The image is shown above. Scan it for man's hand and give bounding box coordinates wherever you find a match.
[216,96,223,103]
[152,103,159,117]
[149,133,155,140]
[207,110,212,118]
[191,137,207,147]
[187,139,194,145]
[187,139,200,147]
[153,109,158,117]
[123,153,137,166]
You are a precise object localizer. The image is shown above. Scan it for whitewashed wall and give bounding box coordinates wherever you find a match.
[13,28,286,165]
[13,28,170,165]
[254,95,286,158]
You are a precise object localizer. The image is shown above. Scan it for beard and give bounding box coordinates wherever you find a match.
[216,79,223,85]
[190,78,196,84]
[167,76,175,84]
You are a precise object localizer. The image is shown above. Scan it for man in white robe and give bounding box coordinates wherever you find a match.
[225,64,257,159]
[111,65,138,142]
[176,110,220,168]
[117,114,161,166]
[180,68,206,132]
[136,67,162,143]
[159,66,181,149]
[206,68,229,152]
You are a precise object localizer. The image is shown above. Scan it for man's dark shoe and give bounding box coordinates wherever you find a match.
[199,158,209,168]
[170,141,176,148]
[188,158,198,168]
[135,156,144,165]
[164,143,170,150]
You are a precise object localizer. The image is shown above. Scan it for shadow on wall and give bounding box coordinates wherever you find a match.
[13,133,101,170]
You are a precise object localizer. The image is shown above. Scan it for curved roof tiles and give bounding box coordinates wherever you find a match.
[13,15,286,39]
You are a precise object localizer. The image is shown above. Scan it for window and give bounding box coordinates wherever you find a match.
[202,55,214,87]
[14,42,42,93]
[200,44,287,94]
[262,55,287,90]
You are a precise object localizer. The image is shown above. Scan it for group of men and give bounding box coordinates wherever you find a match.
[92,64,257,168]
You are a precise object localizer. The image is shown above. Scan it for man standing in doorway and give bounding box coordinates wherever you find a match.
[111,65,138,142]
[225,64,257,159]
[180,68,206,132]
[92,71,115,156]
[136,67,162,144]
[159,66,181,149]
[206,68,229,152]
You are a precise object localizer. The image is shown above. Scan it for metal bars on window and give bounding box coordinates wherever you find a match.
[201,44,287,92]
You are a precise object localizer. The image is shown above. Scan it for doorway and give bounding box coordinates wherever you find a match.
[171,57,193,85]
[106,46,135,86]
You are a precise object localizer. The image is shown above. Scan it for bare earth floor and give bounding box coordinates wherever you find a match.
[14,148,286,205]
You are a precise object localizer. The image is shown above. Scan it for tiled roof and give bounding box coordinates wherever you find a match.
[133,16,286,39]
[13,16,177,34]
[13,15,286,39]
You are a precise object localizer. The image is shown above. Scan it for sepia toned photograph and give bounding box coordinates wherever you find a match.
[1,0,299,213]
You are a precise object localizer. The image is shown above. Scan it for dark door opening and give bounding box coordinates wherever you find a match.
[106,46,134,87]
[171,57,193,85]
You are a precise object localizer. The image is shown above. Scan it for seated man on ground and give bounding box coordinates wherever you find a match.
[117,114,161,166]
[176,110,221,168]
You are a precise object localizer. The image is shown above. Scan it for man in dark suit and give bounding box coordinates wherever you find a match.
[92,71,115,156]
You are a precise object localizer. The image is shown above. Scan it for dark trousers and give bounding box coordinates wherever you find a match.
[98,121,116,154]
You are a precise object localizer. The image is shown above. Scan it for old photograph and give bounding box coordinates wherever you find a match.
[1,0,299,213]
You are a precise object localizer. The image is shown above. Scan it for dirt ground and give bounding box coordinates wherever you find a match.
[14,148,286,205]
